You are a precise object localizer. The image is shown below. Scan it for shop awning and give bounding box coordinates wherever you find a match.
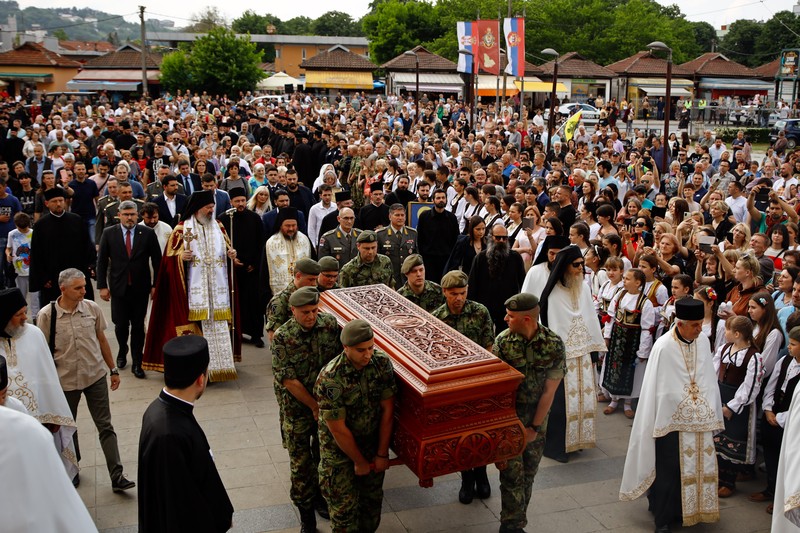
[392,72,464,93]
[628,77,694,88]
[639,86,693,96]
[475,74,545,96]
[698,77,773,91]
[0,72,53,82]
[72,69,160,82]
[67,80,141,91]
[305,70,373,90]
[514,80,568,93]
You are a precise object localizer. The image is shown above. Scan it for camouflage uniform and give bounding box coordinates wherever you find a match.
[431,300,495,349]
[265,282,297,334]
[314,349,397,533]
[492,325,566,532]
[272,313,342,510]
[338,254,395,289]
[318,227,361,267]
[398,280,446,313]
[317,282,340,294]
[376,225,418,288]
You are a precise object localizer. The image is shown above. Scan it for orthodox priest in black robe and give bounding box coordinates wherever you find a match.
[29,187,95,307]
[219,188,266,347]
[138,335,234,533]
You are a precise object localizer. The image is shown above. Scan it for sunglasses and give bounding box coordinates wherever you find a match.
[635,222,646,227]
[571,261,585,268]
[493,235,509,241]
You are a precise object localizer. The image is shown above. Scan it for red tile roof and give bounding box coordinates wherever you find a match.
[0,42,81,68]
[260,62,275,72]
[300,45,375,71]
[381,46,457,72]
[538,52,616,78]
[83,45,161,69]
[678,53,754,78]
[606,51,692,77]
[58,40,116,53]
[754,58,780,79]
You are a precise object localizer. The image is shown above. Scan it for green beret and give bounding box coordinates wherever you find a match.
[356,230,377,244]
[318,256,340,272]
[440,270,468,289]
[289,286,320,307]
[294,257,321,275]
[504,293,539,311]
[341,319,374,346]
[401,254,424,275]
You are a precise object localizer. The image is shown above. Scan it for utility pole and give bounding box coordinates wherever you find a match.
[501,0,511,116]
[139,6,148,98]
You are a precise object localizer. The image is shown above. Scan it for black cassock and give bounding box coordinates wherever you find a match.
[138,390,233,533]
[220,209,265,342]
[467,250,526,333]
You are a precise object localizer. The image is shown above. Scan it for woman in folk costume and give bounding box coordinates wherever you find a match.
[712,315,765,498]
[596,256,624,403]
[638,254,668,317]
[620,298,724,533]
[601,268,655,419]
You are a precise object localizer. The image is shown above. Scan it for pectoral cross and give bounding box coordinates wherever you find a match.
[687,381,700,401]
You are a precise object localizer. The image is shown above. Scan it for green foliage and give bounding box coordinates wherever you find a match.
[362,0,444,64]
[158,50,192,93]
[231,10,279,62]
[720,19,763,67]
[282,16,314,35]
[313,11,362,36]
[713,127,771,144]
[182,7,225,33]
[51,28,68,41]
[691,21,717,53]
[754,11,800,64]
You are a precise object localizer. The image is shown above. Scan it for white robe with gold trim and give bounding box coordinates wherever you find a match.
[265,232,312,297]
[772,384,800,532]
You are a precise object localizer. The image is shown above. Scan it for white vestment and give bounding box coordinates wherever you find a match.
[0,407,97,532]
[546,282,606,451]
[620,330,725,527]
[521,263,550,297]
[1,325,79,479]
[772,384,800,532]
[266,232,312,296]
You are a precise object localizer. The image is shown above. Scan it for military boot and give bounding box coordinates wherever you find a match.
[298,506,316,533]
[474,465,491,499]
[459,469,476,504]
[313,494,329,520]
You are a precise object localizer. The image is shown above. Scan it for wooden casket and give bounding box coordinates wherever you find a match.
[319,284,525,487]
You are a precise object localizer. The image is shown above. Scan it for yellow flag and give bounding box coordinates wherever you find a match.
[564,110,582,142]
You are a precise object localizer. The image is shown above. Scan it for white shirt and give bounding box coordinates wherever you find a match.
[725,195,748,223]
[307,201,337,246]
[713,343,764,414]
[164,193,177,218]
[762,356,800,428]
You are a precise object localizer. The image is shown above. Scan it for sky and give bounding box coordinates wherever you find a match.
[15,0,799,31]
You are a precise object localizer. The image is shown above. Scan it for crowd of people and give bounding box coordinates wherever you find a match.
[1,87,800,533]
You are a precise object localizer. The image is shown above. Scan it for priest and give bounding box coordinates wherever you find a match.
[521,235,570,297]
[620,298,724,533]
[772,382,800,532]
[539,246,606,463]
[0,287,79,480]
[260,206,313,303]
[143,190,241,382]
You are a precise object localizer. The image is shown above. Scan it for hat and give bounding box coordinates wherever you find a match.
[182,190,215,219]
[228,187,247,200]
[401,254,424,275]
[163,335,210,385]
[289,286,320,307]
[440,270,468,288]
[369,181,384,193]
[334,190,352,203]
[318,256,340,272]
[675,298,704,321]
[0,354,6,390]
[275,207,299,228]
[532,235,571,266]
[0,288,27,338]
[357,230,377,244]
[341,319,374,346]
[504,293,540,311]
[43,187,66,201]
[294,257,321,275]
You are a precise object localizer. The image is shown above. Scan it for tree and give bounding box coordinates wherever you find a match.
[755,11,800,64]
[232,10,282,61]
[720,19,764,67]
[691,21,717,54]
[159,50,193,93]
[362,0,444,64]
[282,16,314,35]
[313,11,362,36]
[183,7,225,33]
[52,28,68,41]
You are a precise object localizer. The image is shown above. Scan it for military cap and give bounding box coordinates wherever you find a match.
[401,254,424,275]
[356,230,377,244]
[318,256,340,272]
[288,286,320,307]
[440,270,468,289]
[341,319,374,346]
[504,293,539,311]
[294,257,321,275]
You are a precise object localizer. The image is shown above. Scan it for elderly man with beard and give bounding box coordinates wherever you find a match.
[467,224,526,333]
[0,288,79,483]
[538,246,606,463]
[143,190,241,382]
[417,189,460,282]
[262,207,314,301]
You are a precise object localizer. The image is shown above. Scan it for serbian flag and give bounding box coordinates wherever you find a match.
[476,19,500,75]
[503,18,525,77]
[457,21,477,74]
[564,110,583,142]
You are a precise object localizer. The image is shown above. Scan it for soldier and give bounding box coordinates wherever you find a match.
[339,231,395,289]
[318,207,360,266]
[431,270,495,503]
[494,293,566,533]
[96,176,119,217]
[95,181,143,245]
[317,256,340,293]
[272,287,342,533]
[265,257,321,341]
[314,319,397,533]
[397,254,444,312]
[376,203,418,288]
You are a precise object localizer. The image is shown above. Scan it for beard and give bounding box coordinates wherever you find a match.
[561,271,584,302]
[5,323,24,339]
[486,239,509,278]
[196,211,213,226]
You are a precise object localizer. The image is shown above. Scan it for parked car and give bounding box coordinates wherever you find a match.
[770,119,800,149]
[543,103,601,121]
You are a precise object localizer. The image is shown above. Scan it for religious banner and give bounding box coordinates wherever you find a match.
[503,18,525,77]
[456,21,476,74]
[476,19,500,75]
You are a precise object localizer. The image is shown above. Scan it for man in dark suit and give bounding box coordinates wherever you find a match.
[138,335,233,532]
[153,175,186,228]
[176,159,201,196]
[24,143,53,183]
[97,200,162,378]
[200,173,232,219]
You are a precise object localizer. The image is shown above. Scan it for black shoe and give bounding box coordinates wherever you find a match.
[544,451,569,463]
[72,473,80,487]
[654,525,671,533]
[299,507,316,533]
[459,470,475,504]
[112,475,136,493]
[132,364,145,379]
[499,525,527,533]
[474,465,491,499]
[313,495,329,520]
[254,338,265,348]
[116,355,127,369]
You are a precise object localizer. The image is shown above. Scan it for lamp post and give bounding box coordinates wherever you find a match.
[541,47,559,156]
[458,48,475,133]
[648,40,672,175]
[496,47,506,117]
[404,50,420,124]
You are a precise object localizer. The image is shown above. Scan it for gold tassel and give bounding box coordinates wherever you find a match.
[213,308,232,321]
[209,368,238,382]
[141,362,164,372]
[188,309,209,321]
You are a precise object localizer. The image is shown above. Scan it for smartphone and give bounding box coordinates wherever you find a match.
[756,191,770,203]
[683,211,691,220]
[642,231,654,248]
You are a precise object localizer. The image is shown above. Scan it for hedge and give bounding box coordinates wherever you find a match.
[712,127,771,144]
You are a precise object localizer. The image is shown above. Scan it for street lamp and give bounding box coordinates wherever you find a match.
[541,47,559,156]
[458,48,476,133]
[404,50,420,124]
[648,40,672,175]
[496,47,506,115]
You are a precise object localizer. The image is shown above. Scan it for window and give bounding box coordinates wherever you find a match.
[301,48,306,60]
